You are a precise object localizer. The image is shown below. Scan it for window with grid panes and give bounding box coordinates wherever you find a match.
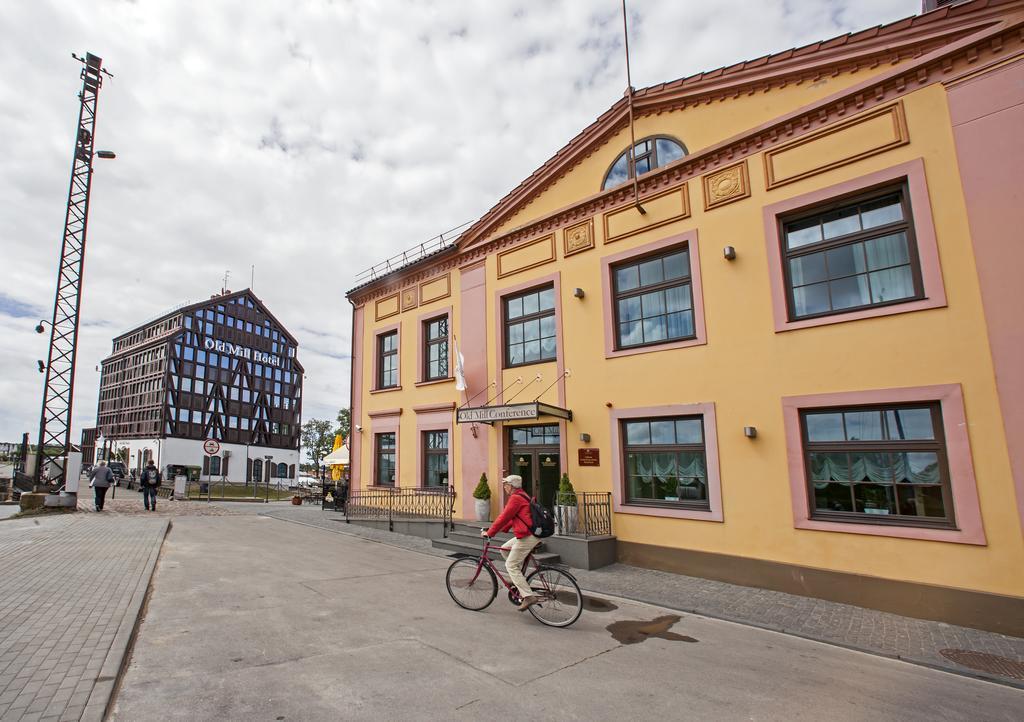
[378,331,398,388]
[504,287,556,367]
[423,430,449,487]
[782,186,922,320]
[622,417,708,508]
[423,317,448,381]
[613,248,695,349]
[801,404,953,526]
[375,432,396,486]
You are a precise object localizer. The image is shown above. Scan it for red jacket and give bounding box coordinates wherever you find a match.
[486,489,533,539]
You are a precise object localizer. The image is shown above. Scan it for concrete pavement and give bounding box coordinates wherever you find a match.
[112,514,1024,721]
[0,514,167,721]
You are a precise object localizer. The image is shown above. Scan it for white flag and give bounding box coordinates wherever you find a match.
[454,336,467,392]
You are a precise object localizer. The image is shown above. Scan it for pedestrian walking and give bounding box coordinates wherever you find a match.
[141,460,162,511]
[88,460,114,511]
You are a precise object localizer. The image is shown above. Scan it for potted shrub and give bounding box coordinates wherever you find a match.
[472,473,491,522]
[555,473,578,535]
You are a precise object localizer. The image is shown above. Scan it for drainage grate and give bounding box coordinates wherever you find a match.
[939,649,1024,680]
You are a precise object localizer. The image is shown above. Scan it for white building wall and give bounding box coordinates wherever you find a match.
[118,437,299,483]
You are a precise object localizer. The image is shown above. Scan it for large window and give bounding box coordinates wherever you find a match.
[504,286,556,367]
[375,432,396,486]
[782,186,922,320]
[622,417,708,509]
[603,136,687,190]
[422,430,448,487]
[613,248,694,349]
[377,331,398,389]
[801,403,953,526]
[423,317,448,382]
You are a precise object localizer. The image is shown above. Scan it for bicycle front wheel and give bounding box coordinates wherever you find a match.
[525,566,583,627]
[446,558,498,611]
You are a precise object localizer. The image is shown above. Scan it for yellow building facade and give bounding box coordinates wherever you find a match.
[347,1,1024,634]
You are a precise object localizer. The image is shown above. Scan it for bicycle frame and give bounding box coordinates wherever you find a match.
[469,539,538,597]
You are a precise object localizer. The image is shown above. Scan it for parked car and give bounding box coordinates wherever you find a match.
[107,461,128,485]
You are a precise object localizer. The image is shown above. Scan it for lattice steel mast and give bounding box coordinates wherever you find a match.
[34,53,113,490]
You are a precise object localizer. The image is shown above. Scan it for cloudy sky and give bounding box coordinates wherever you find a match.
[0,0,920,445]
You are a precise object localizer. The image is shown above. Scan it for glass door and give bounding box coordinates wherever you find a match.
[537,452,560,509]
[507,424,561,509]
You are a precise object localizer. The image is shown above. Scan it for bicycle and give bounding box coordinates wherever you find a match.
[445,538,583,627]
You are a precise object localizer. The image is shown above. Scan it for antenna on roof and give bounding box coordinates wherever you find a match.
[622,0,646,215]
[221,269,231,295]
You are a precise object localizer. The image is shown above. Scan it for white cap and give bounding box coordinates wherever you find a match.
[501,474,523,489]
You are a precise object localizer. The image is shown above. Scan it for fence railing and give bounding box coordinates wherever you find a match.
[553,491,613,538]
[345,487,456,535]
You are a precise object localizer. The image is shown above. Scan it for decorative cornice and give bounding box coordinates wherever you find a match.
[348,5,1024,307]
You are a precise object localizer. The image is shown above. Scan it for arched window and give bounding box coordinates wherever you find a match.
[602,136,687,190]
[277,462,288,479]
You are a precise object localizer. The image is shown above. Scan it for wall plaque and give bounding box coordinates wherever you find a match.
[578,448,600,467]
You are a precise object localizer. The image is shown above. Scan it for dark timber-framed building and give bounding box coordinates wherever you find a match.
[96,289,303,482]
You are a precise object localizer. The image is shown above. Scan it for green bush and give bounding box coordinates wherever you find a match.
[472,473,490,500]
[558,473,577,506]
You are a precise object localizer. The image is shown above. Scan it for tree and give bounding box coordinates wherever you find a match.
[335,408,351,441]
[301,419,335,470]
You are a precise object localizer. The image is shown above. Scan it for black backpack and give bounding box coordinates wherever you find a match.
[525,494,555,538]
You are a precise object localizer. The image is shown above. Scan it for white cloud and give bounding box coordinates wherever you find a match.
[0,0,920,442]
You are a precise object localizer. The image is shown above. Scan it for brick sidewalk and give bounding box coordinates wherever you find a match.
[260,506,1024,688]
[0,515,168,721]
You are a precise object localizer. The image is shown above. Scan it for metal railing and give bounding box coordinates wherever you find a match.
[345,487,456,535]
[553,491,613,538]
[352,221,473,286]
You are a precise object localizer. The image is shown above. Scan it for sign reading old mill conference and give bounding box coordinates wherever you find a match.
[456,402,572,425]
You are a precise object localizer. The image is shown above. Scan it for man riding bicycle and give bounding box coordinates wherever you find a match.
[480,474,539,611]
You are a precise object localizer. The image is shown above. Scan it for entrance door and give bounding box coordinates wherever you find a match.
[508,424,560,509]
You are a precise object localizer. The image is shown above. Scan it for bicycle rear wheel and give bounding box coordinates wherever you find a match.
[446,558,498,611]
[525,566,583,627]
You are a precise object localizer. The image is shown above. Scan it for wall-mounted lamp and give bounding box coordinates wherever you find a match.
[579,433,591,443]
[37,360,46,373]
[35,320,47,334]
[573,287,585,299]
[354,424,363,433]
[723,246,737,261]
[743,426,757,438]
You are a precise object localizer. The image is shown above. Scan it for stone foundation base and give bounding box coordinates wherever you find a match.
[19,493,47,511]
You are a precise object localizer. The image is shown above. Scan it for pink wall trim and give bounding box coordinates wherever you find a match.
[947,59,1024,540]
[781,384,986,545]
[415,408,454,490]
[370,321,402,391]
[413,402,456,413]
[415,305,453,384]
[762,158,947,333]
[599,230,708,358]
[459,263,489,519]
[491,271,565,407]
[369,411,401,488]
[350,305,364,488]
[608,402,724,522]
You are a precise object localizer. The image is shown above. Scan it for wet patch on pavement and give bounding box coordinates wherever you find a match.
[583,596,619,612]
[606,615,698,645]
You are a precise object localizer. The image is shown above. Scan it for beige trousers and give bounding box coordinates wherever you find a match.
[501,534,540,599]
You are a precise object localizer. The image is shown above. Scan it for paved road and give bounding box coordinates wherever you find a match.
[113,515,1023,721]
[0,514,167,721]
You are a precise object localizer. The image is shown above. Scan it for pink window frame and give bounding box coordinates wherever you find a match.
[600,230,707,358]
[370,322,401,393]
[763,158,947,333]
[781,384,986,545]
[368,408,401,488]
[416,306,453,386]
[414,403,454,489]
[609,402,723,522]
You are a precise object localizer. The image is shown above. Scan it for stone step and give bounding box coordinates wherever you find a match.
[432,536,561,566]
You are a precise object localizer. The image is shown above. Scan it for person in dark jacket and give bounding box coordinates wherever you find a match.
[480,474,540,610]
[88,460,114,511]
[141,460,162,511]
